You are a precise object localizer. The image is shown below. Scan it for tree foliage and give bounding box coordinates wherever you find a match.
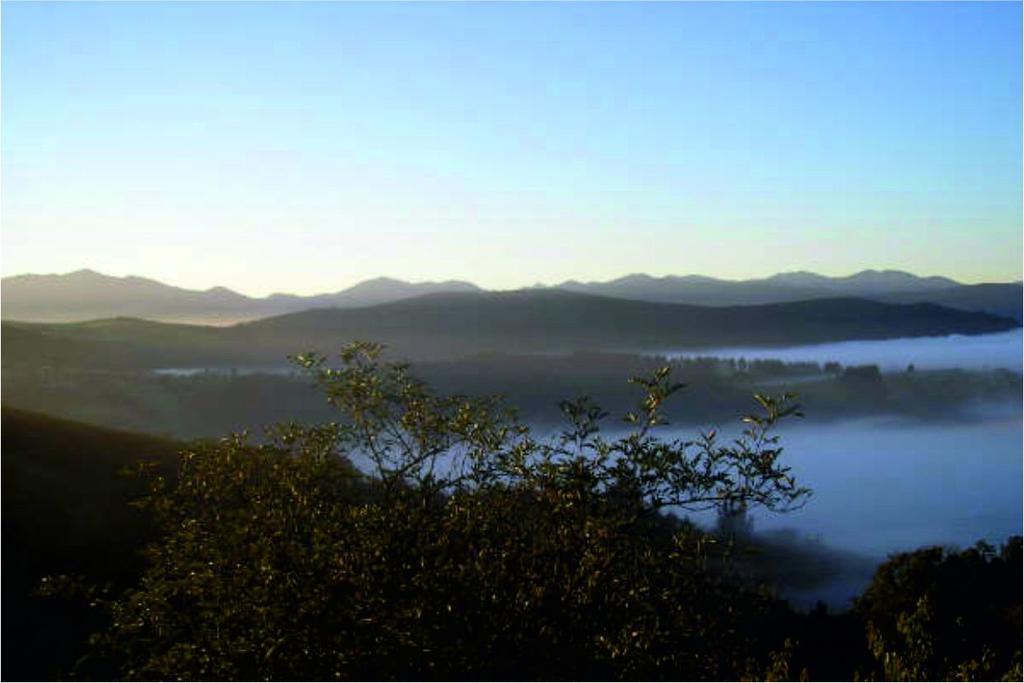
[855,538,1023,681]
[62,342,814,680]
[33,342,1024,681]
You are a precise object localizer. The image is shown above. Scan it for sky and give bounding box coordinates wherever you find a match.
[2,1,1021,296]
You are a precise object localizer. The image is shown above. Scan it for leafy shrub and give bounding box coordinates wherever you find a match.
[60,342,812,680]
[855,537,1023,681]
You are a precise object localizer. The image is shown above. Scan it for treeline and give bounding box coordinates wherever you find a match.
[5,347,1021,680]
[3,351,1019,439]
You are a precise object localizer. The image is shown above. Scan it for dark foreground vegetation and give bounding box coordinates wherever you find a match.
[4,344,1021,680]
[2,409,179,681]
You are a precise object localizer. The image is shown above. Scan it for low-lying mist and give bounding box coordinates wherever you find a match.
[669,409,1023,609]
[658,328,1023,372]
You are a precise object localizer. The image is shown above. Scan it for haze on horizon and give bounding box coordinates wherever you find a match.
[2,1,1021,297]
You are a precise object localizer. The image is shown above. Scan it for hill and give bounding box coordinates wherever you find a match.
[238,290,1018,360]
[874,283,1023,321]
[4,290,1017,369]
[2,408,181,680]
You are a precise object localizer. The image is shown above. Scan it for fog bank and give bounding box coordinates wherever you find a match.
[660,329,1023,372]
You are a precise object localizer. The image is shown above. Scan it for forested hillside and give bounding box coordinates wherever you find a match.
[3,290,1017,370]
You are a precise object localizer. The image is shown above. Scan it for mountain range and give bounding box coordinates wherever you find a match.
[2,269,1020,324]
[557,272,1021,320]
[0,270,482,323]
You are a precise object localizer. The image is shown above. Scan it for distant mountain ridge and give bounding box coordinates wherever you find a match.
[265,276,481,310]
[554,270,1020,320]
[559,269,967,301]
[1,270,482,323]
[763,269,958,292]
[2,268,1020,323]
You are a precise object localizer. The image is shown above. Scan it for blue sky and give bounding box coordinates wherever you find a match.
[3,1,1021,295]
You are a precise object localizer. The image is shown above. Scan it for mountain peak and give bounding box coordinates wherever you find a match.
[613,273,658,283]
[352,276,407,287]
[841,270,959,291]
[763,271,831,285]
[66,268,109,280]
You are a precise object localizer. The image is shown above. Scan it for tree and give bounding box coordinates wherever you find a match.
[58,342,811,680]
[854,537,1023,681]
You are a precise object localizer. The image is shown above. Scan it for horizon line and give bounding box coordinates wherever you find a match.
[3,266,1022,300]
